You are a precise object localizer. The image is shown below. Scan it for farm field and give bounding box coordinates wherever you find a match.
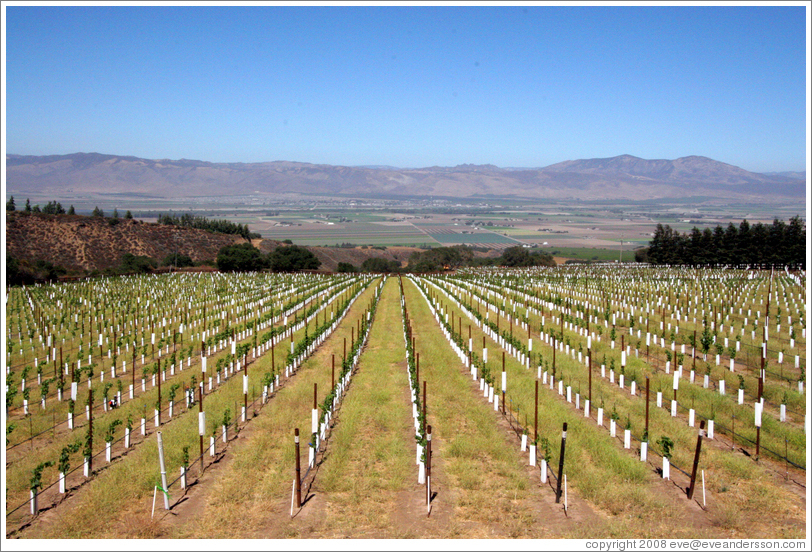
[3,265,807,540]
[110,197,804,261]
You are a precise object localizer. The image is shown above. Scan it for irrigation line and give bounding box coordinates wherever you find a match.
[161,278,381,510]
[451,277,804,406]
[685,404,806,470]
[636,349,805,419]
[432,276,806,460]
[7,278,374,529]
[6,283,357,450]
[416,276,701,482]
[6,278,352,386]
[469,277,806,375]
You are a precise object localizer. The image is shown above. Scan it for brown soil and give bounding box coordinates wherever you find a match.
[6,212,243,273]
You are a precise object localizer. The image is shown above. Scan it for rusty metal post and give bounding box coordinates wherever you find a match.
[555,422,567,503]
[687,420,706,499]
[294,428,302,508]
[422,380,427,436]
[534,380,539,443]
[88,388,94,474]
[502,351,506,414]
[156,358,161,427]
[426,424,432,511]
[645,376,650,440]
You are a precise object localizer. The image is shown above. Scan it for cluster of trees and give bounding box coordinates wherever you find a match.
[496,246,556,268]
[639,217,806,268]
[7,197,77,215]
[118,253,157,273]
[92,206,133,221]
[407,245,554,271]
[334,246,556,274]
[157,213,260,240]
[161,253,195,268]
[216,243,321,272]
[407,246,475,272]
[5,257,67,286]
[5,197,139,220]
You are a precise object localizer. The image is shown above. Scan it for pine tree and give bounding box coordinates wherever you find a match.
[113,208,119,219]
[24,199,31,213]
[5,196,15,211]
[67,205,76,215]
[125,210,133,219]
[92,206,104,217]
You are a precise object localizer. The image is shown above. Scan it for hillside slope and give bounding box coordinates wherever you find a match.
[5,212,450,276]
[5,212,245,273]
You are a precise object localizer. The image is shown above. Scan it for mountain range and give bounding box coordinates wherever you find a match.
[5,153,806,201]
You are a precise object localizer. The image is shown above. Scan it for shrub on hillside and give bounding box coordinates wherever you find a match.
[119,253,157,274]
[217,243,268,272]
[162,253,195,268]
[408,245,474,272]
[269,245,320,272]
[360,257,400,273]
[5,256,68,286]
[499,246,555,267]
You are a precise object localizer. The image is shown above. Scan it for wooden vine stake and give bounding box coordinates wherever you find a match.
[555,422,568,503]
[687,420,706,500]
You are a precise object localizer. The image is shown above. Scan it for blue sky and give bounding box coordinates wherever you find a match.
[4,3,808,172]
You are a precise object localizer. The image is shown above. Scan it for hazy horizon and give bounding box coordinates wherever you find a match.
[5,3,809,174]
[4,150,808,175]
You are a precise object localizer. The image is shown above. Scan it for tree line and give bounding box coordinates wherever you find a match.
[7,197,77,215]
[638,216,805,268]
[216,243,321,272]
[333,245,556,274]
[6,197,138,219]
[157,213,260,240]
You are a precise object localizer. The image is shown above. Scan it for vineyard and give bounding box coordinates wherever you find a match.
[3,265,807,539]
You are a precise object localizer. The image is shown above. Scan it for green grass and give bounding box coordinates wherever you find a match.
[11,279,379,538]
[417,273,805,538]
[547,247,626,261]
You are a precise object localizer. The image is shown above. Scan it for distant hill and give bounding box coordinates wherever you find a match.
[5,152,805,201]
